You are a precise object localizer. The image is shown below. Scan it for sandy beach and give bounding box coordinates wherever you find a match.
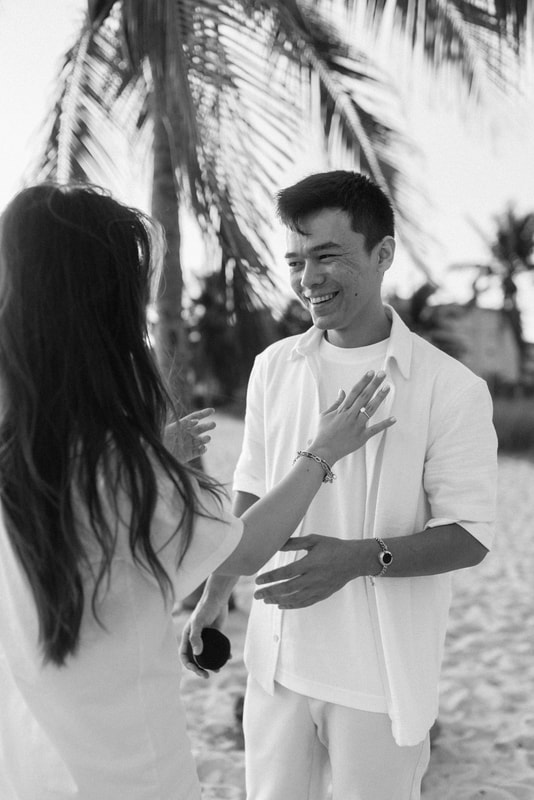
[173,411,534,799]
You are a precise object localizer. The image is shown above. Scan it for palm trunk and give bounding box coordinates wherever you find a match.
[150,113,191,411]
[503,271,526,378]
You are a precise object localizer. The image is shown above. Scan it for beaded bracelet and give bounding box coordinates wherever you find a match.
[294,450,336,483]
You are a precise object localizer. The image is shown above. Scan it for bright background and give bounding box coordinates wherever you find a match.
[1,0,534,338]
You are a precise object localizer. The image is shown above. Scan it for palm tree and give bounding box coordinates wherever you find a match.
[31,0,532,403]
[452,206,534,362]
[489,208,534,354]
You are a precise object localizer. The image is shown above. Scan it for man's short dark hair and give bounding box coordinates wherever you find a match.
[276,170,394,251]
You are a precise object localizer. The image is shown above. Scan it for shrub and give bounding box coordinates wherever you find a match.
[492,396,534,452]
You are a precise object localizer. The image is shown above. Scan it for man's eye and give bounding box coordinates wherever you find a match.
[319,254,334,261]
[287,261,303,269]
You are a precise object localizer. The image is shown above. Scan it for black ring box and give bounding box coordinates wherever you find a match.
[187,627,231,670]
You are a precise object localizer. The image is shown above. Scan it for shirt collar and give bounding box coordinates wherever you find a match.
[289,304,413,380]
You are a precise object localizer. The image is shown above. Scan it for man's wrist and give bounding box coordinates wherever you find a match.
[372,537,393,577]
[348,539,390,579]
[345,539,377,580]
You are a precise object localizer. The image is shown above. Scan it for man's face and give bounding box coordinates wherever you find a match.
[285,207,394,347]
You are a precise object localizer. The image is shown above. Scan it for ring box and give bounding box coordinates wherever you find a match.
[187,627,231,670]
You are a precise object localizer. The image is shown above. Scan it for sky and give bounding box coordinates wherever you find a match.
[1,0,534,338]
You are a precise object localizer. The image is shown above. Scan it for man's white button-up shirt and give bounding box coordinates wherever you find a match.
[234,306,497,746]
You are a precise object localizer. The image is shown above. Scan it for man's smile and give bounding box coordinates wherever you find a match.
[306,291,339,306]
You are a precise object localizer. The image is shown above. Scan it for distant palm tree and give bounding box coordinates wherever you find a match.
[454,207,534,358]
[491,208,534,346]
[31,0,532,402]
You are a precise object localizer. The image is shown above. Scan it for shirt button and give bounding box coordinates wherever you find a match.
[273,635,280,643]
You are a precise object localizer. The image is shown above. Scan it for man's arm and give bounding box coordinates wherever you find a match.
[254,376,496,610]
[253,523,488,609]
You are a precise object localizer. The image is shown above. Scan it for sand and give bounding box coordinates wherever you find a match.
[173,412,534,799]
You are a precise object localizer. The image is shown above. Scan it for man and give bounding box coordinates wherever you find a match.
[181,171,497,800]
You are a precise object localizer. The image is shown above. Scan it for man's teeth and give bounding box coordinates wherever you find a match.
[309,293,336,305]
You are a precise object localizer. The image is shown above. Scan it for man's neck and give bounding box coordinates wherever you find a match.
[325,314,391,349]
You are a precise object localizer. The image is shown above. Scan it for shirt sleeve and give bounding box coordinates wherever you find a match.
[233,355,267,498]
[172,489,243,601]
[152,478,243,601]
[423,378,498,548]
[425,518,494,551]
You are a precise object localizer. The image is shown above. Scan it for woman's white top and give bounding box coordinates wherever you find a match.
[0,471,243,800]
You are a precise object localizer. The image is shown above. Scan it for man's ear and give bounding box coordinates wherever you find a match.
[376,236,395,276]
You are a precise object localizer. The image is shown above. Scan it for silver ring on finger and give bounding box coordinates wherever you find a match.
[359,406,371,420]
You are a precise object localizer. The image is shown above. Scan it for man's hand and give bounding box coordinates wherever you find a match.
[165,408,216,463]
[254,535,360,609]
[179,594,229,679]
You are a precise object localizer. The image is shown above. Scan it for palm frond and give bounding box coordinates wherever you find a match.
[31,8,151,199]
[144,1,301,301]
[327,0,533,95]
[30,0,533,312]
[241,0,435,275]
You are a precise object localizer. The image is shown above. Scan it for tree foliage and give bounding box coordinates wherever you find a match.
[30,1,532,399]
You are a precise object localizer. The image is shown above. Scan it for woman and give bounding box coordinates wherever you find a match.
[0,184,394,799]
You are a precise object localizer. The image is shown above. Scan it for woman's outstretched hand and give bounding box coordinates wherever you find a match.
[309,370,396,467]
[164,408,216,463]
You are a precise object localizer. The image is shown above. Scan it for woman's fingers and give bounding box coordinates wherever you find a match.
[340,371,386,413]
[322,389,346,414]
[322,371,395,432]
[358,381,396,436]
[336,371,376,410]
[193,421,216,437]
[181,407,215,423]
[360,383,390,418]
[366,415,397,438]
[180,408,216,435]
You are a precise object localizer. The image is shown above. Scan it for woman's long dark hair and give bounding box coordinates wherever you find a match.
[0,184,219,666]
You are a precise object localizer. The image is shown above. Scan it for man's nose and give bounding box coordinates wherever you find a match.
[300,260,324,289]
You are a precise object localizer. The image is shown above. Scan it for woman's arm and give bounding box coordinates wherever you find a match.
[178,491,257,677]
[179,371,395,675]
[216,371,394,575]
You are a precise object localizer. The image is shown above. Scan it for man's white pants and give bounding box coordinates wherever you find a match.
[243,677,430,800]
